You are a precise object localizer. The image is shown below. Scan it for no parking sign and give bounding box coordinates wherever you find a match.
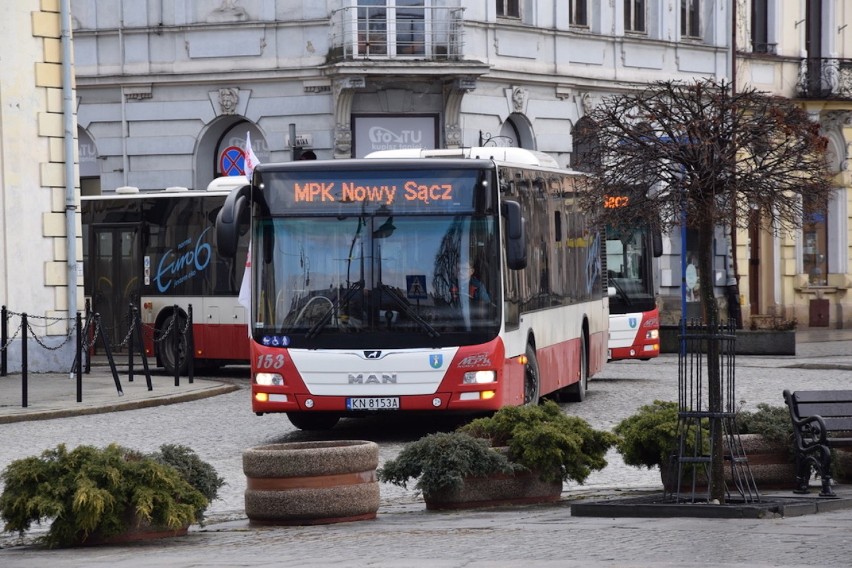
[220,146,246,176]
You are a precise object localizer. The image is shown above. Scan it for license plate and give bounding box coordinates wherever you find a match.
[346,397,400,411]
[607,349,612,360]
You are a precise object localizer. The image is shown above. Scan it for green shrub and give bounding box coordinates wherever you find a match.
[378,400,618,496]
[377,431,522,496]
[460,400,618,484]
[148,443,225,523]
[613,400,682,469]
[616,401,794,471]
[736,403,793,449]
[0,443,219,548]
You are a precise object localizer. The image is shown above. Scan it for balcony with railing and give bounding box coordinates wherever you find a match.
[329,5,465,62]
[797,58,852,100]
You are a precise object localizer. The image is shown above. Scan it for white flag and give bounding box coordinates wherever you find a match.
[244,131,260,183]
[238,242,252,337]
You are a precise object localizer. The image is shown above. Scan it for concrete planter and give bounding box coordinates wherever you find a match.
[243,440,380,526]
[423,470,562,510]
[737,434,796,490]
[84,510,189,546]
[660,434,796,493]
[660,326,796,356]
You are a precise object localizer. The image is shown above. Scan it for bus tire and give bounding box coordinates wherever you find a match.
[523,344,540,405]
[159,312,189,376]
[565,335,588,402]
[287,412,340,431]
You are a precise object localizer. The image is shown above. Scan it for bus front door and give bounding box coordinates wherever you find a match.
[91,226,141,352]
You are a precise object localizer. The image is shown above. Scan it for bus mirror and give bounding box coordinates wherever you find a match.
[502,201,527,270]
[608,286,616,297]
[506,221,527,270]
[216,185,251,258]
[652,228,663,258]
[501,200,523,239]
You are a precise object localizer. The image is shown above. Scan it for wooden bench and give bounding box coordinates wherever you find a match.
[783,389,852,497]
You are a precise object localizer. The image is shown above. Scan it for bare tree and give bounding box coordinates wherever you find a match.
[577,78,834,503]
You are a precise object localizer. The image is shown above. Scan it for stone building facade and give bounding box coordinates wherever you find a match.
[0,0,81,372]
[736,0,851,329]
[5,1,851,374]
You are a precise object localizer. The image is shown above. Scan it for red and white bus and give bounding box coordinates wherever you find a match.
[81,179,251,374]
[216,148,609,430]
[605,224,662,361]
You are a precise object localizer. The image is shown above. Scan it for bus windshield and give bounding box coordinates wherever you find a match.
[252,212,500,350]
[605,227,656,314]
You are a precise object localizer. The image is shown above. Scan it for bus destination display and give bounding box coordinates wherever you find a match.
[261,169,483,214]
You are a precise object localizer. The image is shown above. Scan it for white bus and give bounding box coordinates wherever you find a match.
[216,148,608,429]
[82,179,250,374]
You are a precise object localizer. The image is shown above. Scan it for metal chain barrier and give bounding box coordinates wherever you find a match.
[1,320,23,352]
[2,303,193,383]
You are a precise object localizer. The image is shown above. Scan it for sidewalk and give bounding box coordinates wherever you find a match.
[0,363,239,424]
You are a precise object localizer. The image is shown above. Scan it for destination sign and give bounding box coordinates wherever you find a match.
[603,195,629,209]
[260,169,486,215]
[294,181,455,205]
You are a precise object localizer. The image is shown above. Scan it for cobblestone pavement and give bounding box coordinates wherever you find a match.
[1,331,852,566]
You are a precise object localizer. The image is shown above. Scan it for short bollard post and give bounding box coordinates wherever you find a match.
[127,303,135,382]
[84,300,91,374]
[1,304,7,377]
[187,305,195,384]
[21,313,28,407]
[131,305,153,391]
[173,305,180,387]
[76,312,83,403]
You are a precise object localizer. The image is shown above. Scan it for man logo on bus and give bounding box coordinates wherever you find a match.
[364,350,382,359]
[429,354,443,369]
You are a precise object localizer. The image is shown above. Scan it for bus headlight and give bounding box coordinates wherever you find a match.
[645,329,659,340]
[463,370,496,384]
[255,372,284,386]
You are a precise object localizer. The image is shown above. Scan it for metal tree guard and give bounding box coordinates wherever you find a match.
[669,319,761,503]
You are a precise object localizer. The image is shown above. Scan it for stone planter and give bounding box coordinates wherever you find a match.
[736,434,796,490]
[423,470,563,511]
[660,434,796,493]
[84,511,189,546]
[243,440,380,526]
[660,326,796,356]
[833,447,852,483]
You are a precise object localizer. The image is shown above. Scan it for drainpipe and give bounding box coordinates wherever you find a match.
[60,0,78,325]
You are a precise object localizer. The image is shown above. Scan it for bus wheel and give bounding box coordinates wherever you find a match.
[565,336,588,402]
[159,312,188,376]
[523,344,541,405]
[287,412,340,431]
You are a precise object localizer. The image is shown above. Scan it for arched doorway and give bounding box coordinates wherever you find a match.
[480,113,535,149]
[196,119,270,191]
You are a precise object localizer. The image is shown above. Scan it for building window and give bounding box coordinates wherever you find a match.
[624,0,646,33]
[570,0,588,27]
[356,0,428,57]
[572,117,600,173]
[751,0,772,53]
[803,203,828,286]
[497,0,520,19]
[358,0,388,56]
[681,0,700,38]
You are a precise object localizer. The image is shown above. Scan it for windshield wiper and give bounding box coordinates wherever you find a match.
[306,280,364,339]
[380,284,440,338]
[610,278,632,306]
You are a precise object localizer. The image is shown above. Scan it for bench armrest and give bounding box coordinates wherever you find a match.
[792,414,829,449]
[783,390,829,450]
